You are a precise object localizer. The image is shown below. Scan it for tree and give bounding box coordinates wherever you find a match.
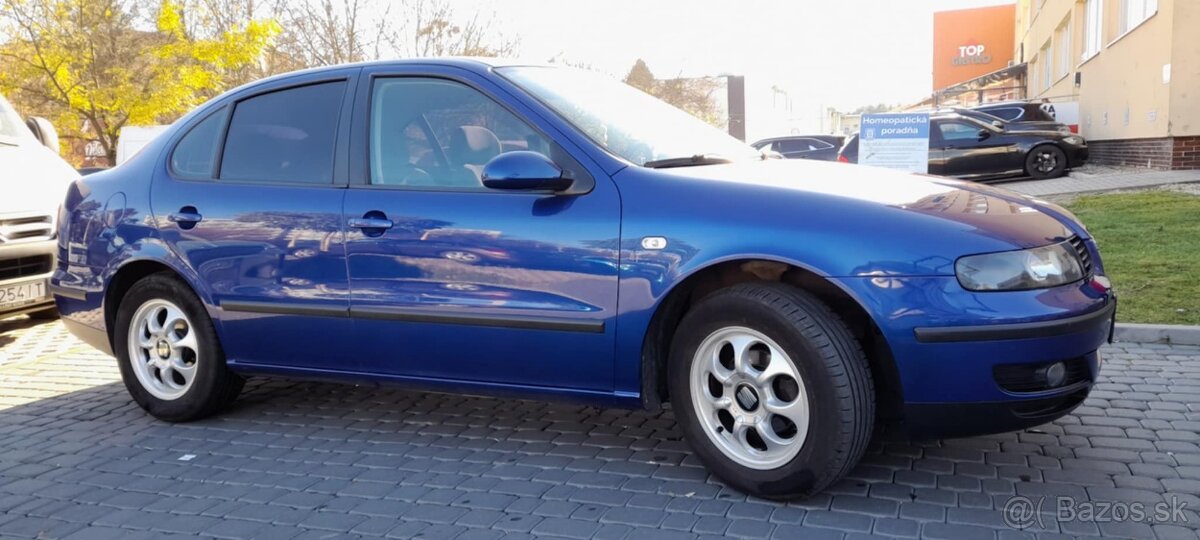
[623,58,655,93]
[622,58,723,128]
[270,0,517,70]
[0,0,277,165]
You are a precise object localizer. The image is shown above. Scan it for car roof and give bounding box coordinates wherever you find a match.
[973,101,1037,109]
[223,57,548,95]
[752,135,842,144]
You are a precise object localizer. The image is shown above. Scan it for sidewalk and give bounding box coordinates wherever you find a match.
[999,165,1200,197]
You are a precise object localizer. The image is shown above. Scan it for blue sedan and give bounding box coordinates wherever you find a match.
[51,59,1115,499]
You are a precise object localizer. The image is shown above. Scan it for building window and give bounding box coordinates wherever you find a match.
[1056,19,1071,79]
[1119,0,1157,34]
[1082,0,1103,61]
[1041,43,1052,91]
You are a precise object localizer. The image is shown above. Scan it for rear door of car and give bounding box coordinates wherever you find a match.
[151,69,358,371]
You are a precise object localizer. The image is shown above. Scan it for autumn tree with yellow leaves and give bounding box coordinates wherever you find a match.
[0,0,277,165]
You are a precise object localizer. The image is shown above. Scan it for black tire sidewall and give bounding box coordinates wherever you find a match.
[668,285,868,498]
[113,273,232,422]
[1027,145,1067,179]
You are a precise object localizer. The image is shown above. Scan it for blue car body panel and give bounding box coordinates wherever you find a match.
[52,59,1115,433]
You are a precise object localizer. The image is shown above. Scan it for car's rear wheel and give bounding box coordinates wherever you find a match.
[114,273,243,422]
[1027,145,1067,179]
[668,283,874,499]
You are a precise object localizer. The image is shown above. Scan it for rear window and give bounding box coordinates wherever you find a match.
[220,81,346,184]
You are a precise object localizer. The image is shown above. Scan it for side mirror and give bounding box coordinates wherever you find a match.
[977,129,992,141]
[991,120,1004,129]
[25,117,60,155]
[482,151,574,192]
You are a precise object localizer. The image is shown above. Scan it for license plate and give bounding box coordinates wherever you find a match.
[0,280,48,310]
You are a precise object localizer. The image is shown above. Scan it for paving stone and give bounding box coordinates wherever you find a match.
[2,323,1199,540]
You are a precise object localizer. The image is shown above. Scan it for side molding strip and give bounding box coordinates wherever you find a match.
[349,306,606,333]
[220,301,605,333]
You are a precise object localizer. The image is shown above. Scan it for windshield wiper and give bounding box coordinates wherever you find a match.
[643,153,735,169]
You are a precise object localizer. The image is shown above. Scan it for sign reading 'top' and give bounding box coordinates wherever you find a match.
[859,113,930,174]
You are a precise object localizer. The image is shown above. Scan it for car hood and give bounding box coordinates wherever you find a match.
[645,159,1080,270]
[0,142,79,217]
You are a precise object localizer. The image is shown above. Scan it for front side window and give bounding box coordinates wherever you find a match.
[220,81,346,184]
[369,78,559,189]
[938,121,981,142]
[1119,0,1157,34]
[171,109,225,178]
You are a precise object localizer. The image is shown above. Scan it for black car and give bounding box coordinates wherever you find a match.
[752,135,845,161]
[837,112,1087,180]
[971,101,1070,134]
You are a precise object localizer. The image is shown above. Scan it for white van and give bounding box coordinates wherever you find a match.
[0,93,80,320]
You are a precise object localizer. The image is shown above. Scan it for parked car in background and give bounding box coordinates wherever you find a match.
[971,101,1070,134]
[838,111,1087,180]
[0,93,79,321]
[54,60,1113,499]
[752,135,844,161]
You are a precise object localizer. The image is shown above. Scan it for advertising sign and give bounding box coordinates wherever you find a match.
[859,113,930,173]
[932,5,1015,90]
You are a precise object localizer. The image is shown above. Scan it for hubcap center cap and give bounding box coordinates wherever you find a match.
[156,340,171,359]
[735,384,760,412]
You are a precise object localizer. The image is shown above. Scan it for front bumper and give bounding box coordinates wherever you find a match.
[0,239,57,319]
[836,269,1114,439]
[1065,144,1089,168]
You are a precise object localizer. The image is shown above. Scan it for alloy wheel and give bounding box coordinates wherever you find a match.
[127,299,199,401]
[689,326,811,469]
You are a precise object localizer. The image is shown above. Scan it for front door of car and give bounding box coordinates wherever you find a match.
[152,72,357,371]
[343,70,621,391]
[934,120,1016,178]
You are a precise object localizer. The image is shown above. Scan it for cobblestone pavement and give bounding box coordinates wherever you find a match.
[1000,166,1199,197]
[2,317,1200,539]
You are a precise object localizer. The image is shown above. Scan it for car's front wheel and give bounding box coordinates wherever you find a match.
[1026,145,1068,179]
[668,283,875,499]
[114,273,243,422]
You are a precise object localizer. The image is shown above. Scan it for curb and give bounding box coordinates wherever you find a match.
[1114,323,1200,346]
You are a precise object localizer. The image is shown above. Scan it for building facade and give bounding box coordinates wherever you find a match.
[1017,0,1199,169]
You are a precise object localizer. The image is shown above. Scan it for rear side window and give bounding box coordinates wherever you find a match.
[984,107,1023,121]
[220,81,346,184]
[171,109,225,178]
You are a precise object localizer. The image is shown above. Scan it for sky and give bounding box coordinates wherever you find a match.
[452,0,1015,135]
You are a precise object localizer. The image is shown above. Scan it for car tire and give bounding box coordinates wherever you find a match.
[1026,145,1067,180]
[668,282,875,499]
[113,273,243,422]
[27,307,58,320]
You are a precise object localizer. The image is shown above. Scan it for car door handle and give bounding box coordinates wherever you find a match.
[348,218,393,230]
[168,207,202,228]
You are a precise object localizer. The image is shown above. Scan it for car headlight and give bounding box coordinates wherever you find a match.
[1058,126,1072,135]
[956,241,1084,291]
[1063,135,1085,145]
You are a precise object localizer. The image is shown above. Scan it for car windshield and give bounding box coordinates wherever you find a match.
[0,94,29,146]
[499,66,760,167]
